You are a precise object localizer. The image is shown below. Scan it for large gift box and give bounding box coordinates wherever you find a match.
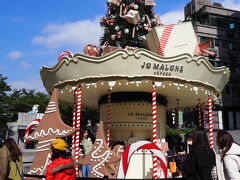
[124,10,140,25]
[145,21,199,57]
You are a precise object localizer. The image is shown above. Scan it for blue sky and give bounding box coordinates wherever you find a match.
[0,0,239,92]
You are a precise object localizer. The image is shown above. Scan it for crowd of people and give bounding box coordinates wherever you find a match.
[0,128,239,180]
[171,128,240,180]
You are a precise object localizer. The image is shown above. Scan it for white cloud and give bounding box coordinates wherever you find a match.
[221,0,240,11]
[20,61,31,68]
[10,78,46,93]
[160,10,184,25]
[32,16,103,50]
[6,51,23,60]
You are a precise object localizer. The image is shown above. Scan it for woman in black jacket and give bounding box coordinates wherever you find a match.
[186,128,216,180]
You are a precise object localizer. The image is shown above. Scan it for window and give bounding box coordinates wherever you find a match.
[200,36,209,43]
[229,42,238,51]
[230,23,235,29]
[232,86,240,98]
[224,85,231,95]
[214,39,219,47]
[228,111,234,130]
[236,112,240,129]
[222,40,227,48]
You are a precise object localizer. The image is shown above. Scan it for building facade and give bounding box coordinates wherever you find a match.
[184,0,240,130]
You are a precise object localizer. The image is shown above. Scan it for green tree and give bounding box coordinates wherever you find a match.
[7,89,49,121]
[0,74,12,138]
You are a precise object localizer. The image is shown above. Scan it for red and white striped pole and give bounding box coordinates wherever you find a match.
[198,98,202,127]
[152,82,158,179]
[202,103,207,129]
[72,89,77,149]
[107,89,111,147]
[176,99,180,135]
[208,94,214,148]
[74,85,82,176]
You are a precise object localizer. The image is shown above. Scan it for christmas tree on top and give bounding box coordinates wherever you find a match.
[100,0,161,49]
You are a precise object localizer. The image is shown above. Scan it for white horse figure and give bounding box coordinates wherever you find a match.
[29,104,39,113]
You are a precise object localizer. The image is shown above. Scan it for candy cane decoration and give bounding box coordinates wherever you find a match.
[75,85,82,176]
[152,82,158,179]
[58,50,73,61]
[198,98,202,127]
[176,99,180,135]
[117,141,168,179]
[202,103,207,129]
[24,118,42,143]
[107,89,111,147]
[72,90,77,149]
[208,94,214,148]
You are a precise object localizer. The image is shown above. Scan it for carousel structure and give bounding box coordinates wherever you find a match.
[24,0,230,179]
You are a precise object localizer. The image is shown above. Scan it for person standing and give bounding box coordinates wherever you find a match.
[46,138,76,180]
[4,138,23,180]
[216,130,240,180]
[0,139,10,180]
[80,129,94,178]
[186,128,216,180]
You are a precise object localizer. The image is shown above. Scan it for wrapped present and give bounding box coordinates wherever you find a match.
[124,10,140,25]
[102,46,120,56]
[145,21,199,57]
[144,0,155,6]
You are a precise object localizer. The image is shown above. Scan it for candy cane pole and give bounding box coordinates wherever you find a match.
[208,94,214,148]
[152,82,158,179]
[72,90,77,149]
[58,50,73,61]
[107,89,111,147]
[202,103,207,129]
[176,99,180,135]
[198,98,202,127]
[75,85,82,176]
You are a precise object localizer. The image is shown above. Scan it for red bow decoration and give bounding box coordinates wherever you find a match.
[58,51,73,61]
[195,40,215,56]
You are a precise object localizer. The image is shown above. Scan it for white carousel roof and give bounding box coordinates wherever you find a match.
[40,49,230,109]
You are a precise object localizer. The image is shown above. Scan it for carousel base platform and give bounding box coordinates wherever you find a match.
[24,174,185,179]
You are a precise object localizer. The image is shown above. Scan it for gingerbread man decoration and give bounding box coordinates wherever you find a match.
[84,44,99,56]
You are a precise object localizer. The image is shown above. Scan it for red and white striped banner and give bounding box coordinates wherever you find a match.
[24,118,42,143]
[107,89,111,147]
[152,82,158,179]
[58,50,73,61]
[74,85,82,176]
[198,99,202,127]
[117,141,168,179]
[157,24,174,56]
[72,90,77,149]
[208,95,214,148]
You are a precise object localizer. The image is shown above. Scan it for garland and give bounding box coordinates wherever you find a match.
[98,92,167,106]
